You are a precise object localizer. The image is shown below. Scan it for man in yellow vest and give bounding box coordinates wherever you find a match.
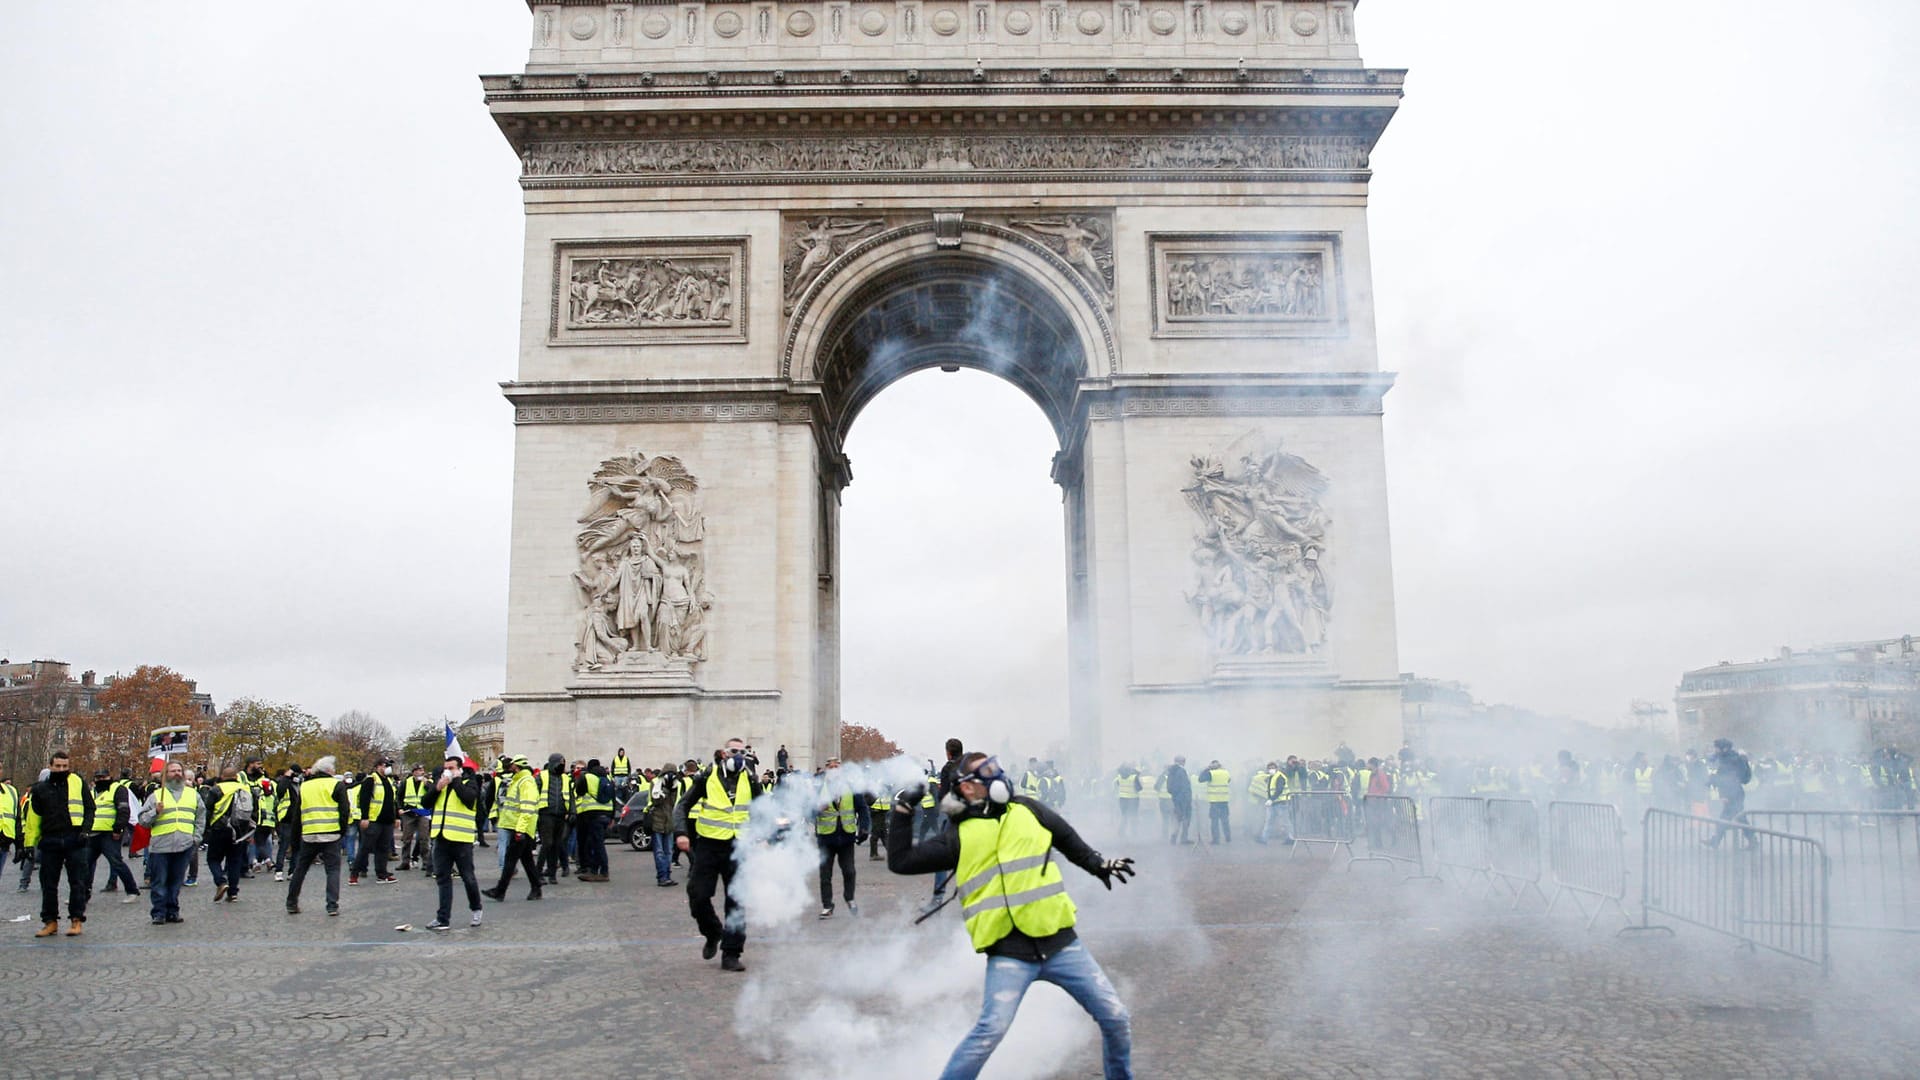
[23,750,96,937]
[349,757,398,887]
[137,758,204,926]
[1196,759,1232,843]
[206,764,256,903]
[535,753,575,885]
[0,768,19,885]
[284,755,351,916]
[482,755,544,901]
[1113,763,1141,837]
[574,759,615,882]
[610,748,633,800]
[886,751,1136,1079]
[813,759,870,918]
[672,737,764,971]
[87,768,140,902]
[397,764,432,873]
[424,754,485,931]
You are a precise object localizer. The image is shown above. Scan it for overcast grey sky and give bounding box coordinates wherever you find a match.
[4,3,1916,754]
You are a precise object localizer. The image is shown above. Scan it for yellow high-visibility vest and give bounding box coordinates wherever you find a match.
[431,783,478,843]
[579,773,614,815]
[151,785,199,839]
[1206,769,1232,803]
[956,803,1076,952]
[694,769,753,841]
[299,776,344,837]
[815,792,856,835]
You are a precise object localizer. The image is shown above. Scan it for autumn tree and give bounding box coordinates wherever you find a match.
[840,723,903,763]
[77,665,201,777]
[211,698,323,770]
[328,710,399,769]
[400,720,480,770]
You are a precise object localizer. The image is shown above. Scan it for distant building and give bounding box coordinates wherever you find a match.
[1400,675,1475,751]
[0,659,215,721]
[462,696,506,765]
[1675,636,1920,753]
[0,659,215,774]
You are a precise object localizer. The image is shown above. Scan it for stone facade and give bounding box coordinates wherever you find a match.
[491,0,1404,767]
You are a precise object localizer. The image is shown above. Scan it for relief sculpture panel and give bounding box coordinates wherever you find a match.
[1183,435,1332,657]
[1150,232,1344,338]
[572,451,713,675]
[550,238,748,345]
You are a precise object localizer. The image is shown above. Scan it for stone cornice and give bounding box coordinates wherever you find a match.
[483,66,1405,96]
[503,378,825,426]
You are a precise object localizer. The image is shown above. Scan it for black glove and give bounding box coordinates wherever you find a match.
[1093,857,1136,890]
[894,785,925,811]
[856,832,869,845]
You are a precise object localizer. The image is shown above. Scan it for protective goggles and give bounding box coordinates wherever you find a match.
[957,756,1005,786]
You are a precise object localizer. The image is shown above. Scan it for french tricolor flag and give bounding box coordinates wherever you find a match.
[445,719,476,770]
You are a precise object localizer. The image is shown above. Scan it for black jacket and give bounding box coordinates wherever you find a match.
[357,774,398,824]
[29,773,96,840]
[887,795,1106,961]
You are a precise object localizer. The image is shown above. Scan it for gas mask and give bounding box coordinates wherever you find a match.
[721,750,746,774]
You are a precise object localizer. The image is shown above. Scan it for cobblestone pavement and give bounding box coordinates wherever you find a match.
[3,824,1918,1079]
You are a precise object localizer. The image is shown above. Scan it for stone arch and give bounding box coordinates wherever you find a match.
[783,220,1118,444]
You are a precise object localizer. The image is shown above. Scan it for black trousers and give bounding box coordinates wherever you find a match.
[578,812,609,876]
[89,832,138,894]
[686,837,744,956]
[494,831,541,895]
[286,839,341,912]
[1171,800,1193,843]
[352,821,393,878]
[819,842,857,907]
[537,813,567,880]
[869,814,888,856]
[434,839,482,923]
[1208,802,1231,842]
[37,834,90,923]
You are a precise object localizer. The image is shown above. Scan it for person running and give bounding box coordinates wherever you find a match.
[887,751,1137,1080]
[483,755,542,902]
[673,738,764,972]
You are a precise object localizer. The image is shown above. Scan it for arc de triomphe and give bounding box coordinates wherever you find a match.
[489,0,1404,769]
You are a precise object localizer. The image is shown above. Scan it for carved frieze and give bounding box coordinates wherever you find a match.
[1149,232,1344,338]
[1183,435,1332,657]
[521,134,1371,185]
[1008,215,1113,310]
[572,451,713,674]
[551,238,748,346]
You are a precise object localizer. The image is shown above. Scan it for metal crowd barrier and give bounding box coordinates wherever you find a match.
[1484,798,1548,909]
[1357,794,1436,879]
[1427,796,1491,887]
[1637,809,1830,973]
[1545,801,1630,928]
[1744,810,1920,933]
[1287,792,1356,860]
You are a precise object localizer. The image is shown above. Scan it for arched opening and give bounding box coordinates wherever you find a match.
[839,369,1070,755]
[812,252,1086,446]
[809,252,1091,758]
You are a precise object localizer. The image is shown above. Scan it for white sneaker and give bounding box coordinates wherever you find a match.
[122,894,140,904]
[273,871,284,882]
[469,911,483,928]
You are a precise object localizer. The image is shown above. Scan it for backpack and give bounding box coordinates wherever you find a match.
[1734,754,1753,786]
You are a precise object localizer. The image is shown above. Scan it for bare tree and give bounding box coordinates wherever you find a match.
[328,709,400,767]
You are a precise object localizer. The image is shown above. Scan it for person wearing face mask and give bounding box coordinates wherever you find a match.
[138,758,205,926]
[887,751,1137,1080]
[672,738,764,972]
[23,750,97,937]
[349,757,398,886]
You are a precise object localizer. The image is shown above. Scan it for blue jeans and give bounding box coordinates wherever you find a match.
[939,941,1131,1080]
[652,832,674,883]
[149,849,191,921]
